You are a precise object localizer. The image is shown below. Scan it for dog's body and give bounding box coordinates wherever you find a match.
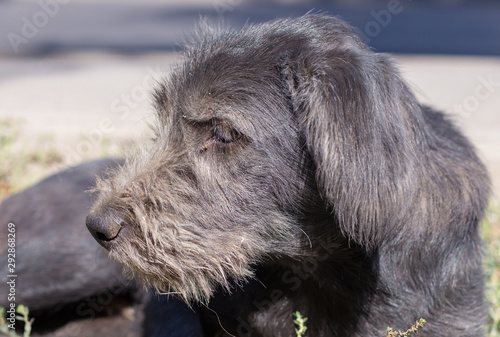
[0,159,143,337]
[86,15,490,336]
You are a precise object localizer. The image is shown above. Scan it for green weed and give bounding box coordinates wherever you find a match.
[0,305,33,337]
[294,311,308,337]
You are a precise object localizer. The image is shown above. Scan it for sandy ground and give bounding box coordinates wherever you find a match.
[0,52,499,200]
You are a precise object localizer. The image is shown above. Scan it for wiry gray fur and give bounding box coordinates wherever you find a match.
[87,15,490,336]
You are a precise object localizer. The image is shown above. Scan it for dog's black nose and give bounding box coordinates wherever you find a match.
[86,213,122,249]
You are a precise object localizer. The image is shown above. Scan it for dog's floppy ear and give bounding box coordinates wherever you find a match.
[282,17,422,248]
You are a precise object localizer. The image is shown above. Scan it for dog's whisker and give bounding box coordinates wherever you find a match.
[297,226,313,249]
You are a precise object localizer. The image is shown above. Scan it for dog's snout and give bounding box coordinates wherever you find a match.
[86,213,123,249]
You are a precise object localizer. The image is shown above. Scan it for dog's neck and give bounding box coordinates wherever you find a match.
[204,229,378,336]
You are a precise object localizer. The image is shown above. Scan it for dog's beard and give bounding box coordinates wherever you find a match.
[107,225,260,304]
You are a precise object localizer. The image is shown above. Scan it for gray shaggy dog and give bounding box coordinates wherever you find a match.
[86,15,490,336]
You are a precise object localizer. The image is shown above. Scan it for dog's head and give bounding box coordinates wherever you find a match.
[86,15,430,302]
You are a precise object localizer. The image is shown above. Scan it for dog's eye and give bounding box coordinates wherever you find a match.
[212,126,241,144]
[200,119,245,152]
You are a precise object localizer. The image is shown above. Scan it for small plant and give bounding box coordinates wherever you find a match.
[386,318,426,337]
[0,305,33,337]
[293,311,308,337]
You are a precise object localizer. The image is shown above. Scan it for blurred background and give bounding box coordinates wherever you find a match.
[0,0,499,199]
[0,0,500,335]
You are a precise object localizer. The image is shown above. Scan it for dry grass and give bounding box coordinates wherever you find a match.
[0,119,63,200]
[0,119,122,201]
[483,202,500,336]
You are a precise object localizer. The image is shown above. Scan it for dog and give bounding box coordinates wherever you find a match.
[86,15,491,336]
